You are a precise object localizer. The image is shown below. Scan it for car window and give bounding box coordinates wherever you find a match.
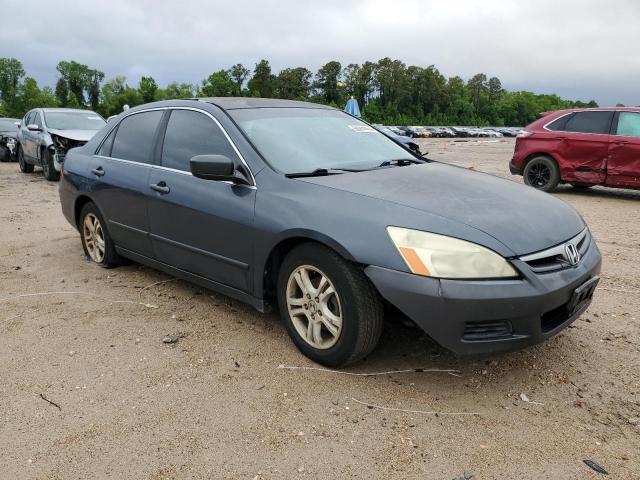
[546,114,573,131]
[616,112,640,138]
[111,110,163,164]
[563,111,613,134]
[229,108,414,173]
[161,109,238,172]
[97,127,117,157]
[33,112,43,128]
[25,112,34,126]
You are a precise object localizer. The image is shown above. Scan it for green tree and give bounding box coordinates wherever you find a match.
[0,58,25,116]
[56,60,104,107]
[201,70,235,97]
[275,67,312,100]
[247,59,275,97]
[229,63,250,95]
[55,78,69,106]
[139,76,158,103]
[315,61,342,104]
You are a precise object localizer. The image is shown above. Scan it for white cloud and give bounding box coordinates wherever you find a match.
[1,0,638,105]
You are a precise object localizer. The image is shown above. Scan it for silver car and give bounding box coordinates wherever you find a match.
[16,108,105,181]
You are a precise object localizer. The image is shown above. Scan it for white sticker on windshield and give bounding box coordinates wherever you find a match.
[348,125,376,133]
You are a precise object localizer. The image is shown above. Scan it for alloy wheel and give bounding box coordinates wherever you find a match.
[83,213,106,263]
[286,265,343,349]
[526,162,551,188]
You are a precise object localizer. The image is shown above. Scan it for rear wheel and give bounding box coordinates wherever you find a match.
[41,148,60,181]
[277,243,384,367]
[17,145,34,173]
[79,202,125,268]
[523,156,560,192]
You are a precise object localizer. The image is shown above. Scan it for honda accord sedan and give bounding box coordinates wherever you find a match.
[59,98,601,367]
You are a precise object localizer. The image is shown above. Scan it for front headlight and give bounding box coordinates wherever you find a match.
[6,137,16,145]
[387,226,519,279]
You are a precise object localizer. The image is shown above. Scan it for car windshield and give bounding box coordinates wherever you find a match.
[0,119,18,131]
[43,111,105,130]
[229,108,415,173]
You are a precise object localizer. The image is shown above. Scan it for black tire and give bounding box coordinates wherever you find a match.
[571,183,593,189]
[41,148,60,181]
[523,156,560,192]
[17,145,34,173]
[79,202,125,268]
[277,243,384,367]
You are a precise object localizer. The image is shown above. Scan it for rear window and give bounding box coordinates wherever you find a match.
[563,111,613,134]
[616,112,640,137]
[111,111,163,164]
[546,114,573,132]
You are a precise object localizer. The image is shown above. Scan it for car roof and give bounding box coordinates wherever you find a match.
[194,97,334,110]
[543,106,640,117]
[40,108,100,113]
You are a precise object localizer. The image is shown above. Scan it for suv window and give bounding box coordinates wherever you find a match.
[161,109,237,172]
[546,114,573,131]
[616,112,640,138]
[563,111,613,134]
[111,111,163,164]
[33,112,43,128]
[25,112,34,126]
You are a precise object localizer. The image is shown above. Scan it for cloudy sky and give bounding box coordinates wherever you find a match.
[2,0,638,105]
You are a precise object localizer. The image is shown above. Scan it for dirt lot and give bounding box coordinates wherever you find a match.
[1,138,639,479]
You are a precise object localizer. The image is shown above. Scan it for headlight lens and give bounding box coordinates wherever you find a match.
[387,226,519,279]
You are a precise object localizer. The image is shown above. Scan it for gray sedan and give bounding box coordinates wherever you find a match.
[59,98,601,367]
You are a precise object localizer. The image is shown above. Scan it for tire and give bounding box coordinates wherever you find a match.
[277,243,384,367]
[523,156,560,192]
[17,145,34,173]
[571,183,593,189]
[41,148,60,181]
[79,202,125,268]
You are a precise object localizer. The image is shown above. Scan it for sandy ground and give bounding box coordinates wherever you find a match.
[0,138,639,480]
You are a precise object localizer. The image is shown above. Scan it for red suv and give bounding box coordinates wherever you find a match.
[510,107,640,192]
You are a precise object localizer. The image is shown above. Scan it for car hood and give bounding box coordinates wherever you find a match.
[299,162,585,256]
[47,129,97,142]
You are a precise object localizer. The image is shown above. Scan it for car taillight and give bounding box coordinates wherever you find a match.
[517,130,533,138]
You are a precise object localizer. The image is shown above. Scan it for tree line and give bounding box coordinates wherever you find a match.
[0,57,600,126]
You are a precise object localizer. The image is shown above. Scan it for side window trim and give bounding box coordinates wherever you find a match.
[93,106,256,187]
[544,111,614,135]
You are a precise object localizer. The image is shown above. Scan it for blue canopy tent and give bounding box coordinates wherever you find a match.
[344,97,361,117]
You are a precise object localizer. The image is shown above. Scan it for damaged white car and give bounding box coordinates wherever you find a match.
[16,108,105,181]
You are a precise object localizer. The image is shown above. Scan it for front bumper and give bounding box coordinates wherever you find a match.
[365,238,602,355]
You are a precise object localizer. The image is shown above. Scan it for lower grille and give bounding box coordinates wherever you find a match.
[463,320,513,341]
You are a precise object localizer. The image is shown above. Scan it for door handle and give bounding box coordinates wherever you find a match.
[91,166,105,177]
[150,181,170,194]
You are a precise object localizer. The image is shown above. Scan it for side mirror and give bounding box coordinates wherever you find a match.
[190,154,251,186]
[27,124,41,132]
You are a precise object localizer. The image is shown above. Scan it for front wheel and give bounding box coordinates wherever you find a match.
[17,145,34,173]
[79,202,125,268]
[277,243,384,367]
[523,156,560,192]
[41,148,60,181]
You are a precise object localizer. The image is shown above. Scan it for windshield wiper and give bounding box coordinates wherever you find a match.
[377,158,424,167]
[285,168,351,178]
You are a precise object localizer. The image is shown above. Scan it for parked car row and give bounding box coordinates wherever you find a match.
[384,125,523,139]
